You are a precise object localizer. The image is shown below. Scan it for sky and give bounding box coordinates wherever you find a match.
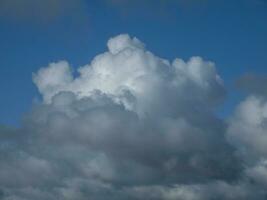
[1,0,267,125]
[1,0,267,199]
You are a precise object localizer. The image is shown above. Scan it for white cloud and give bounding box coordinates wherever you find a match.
[227,95,267,160]
[2,34,266,199]
[227,76,267,197]
[33,34,225,117]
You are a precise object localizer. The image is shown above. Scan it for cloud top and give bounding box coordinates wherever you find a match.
[33,34,225,116]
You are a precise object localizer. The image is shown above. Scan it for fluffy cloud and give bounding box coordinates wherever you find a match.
[227,75,267,199]
[33,34,225,113]
[1,34,266,199]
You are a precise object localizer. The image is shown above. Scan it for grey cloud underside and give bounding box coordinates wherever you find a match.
[0,34,267,199]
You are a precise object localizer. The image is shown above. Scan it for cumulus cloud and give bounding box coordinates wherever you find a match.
[1,34,267,199]
[227,74,267,199]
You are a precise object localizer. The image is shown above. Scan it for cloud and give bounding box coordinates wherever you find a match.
[123,181,262,200]
[1,34,267,199]
[0,0,87,24]
[227,74,267,199]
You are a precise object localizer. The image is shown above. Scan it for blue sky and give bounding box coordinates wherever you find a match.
[2,1,267,199]
[1,0,267,125]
